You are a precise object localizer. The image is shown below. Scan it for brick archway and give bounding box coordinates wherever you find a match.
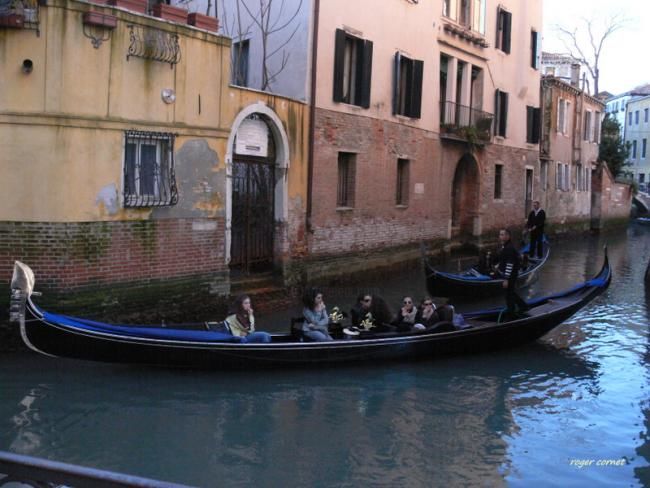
[451,153,480,237]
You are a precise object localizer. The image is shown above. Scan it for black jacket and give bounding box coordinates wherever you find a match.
[527,209,546,232]
[497,240,521,288]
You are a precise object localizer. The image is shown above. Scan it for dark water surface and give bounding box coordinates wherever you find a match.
[2,226,650,487]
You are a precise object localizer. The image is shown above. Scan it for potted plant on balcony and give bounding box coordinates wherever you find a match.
[0,0,25,28]
[106,0,147,15]
[152,1,188,23]
[187,11,218,32]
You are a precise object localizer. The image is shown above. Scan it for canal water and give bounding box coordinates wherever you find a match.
[1,225,649,487]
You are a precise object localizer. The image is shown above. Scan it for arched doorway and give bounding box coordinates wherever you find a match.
[451,153,480,238]
[225,103,290,274]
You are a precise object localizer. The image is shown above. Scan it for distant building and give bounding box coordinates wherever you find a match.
[623,95,650,186]
[540,52,589,90]
[539,76,604,230]
[604,84,650,140]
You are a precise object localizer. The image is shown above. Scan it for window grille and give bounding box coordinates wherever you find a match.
[123,130,178,208]
[337,152,356,207]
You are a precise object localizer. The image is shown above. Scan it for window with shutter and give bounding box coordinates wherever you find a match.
[494,90,508,137]
[394,53,424,118]
[496,8,511,54]
[526,106,540,144]
[333,29,373,108]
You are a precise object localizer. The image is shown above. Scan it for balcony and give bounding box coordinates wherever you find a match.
[439,101,494,146]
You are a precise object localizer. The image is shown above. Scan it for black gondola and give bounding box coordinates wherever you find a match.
[422,241,550,298]
[9,252,609,370]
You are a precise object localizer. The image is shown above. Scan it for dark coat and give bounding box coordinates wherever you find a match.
[497,240,521,289]
[527,208,546,233]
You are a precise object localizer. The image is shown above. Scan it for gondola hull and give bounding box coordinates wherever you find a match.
[423,245,550,298]
[10,253,609,370]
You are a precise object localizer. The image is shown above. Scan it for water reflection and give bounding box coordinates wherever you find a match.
[1,346,599,486]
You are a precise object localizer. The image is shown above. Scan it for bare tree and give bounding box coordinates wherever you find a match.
[555,12,628,95]
[220,0,303,91]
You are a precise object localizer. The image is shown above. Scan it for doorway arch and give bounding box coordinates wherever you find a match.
[451,153,480,237]
[225,102,290,272]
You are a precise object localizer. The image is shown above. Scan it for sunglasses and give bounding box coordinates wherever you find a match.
[423,302,433,306]
[403,300,412,304]
[362,298,371,302]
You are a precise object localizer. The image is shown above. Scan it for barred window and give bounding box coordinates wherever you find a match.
[337,152,356,208]
[123,131,178,207]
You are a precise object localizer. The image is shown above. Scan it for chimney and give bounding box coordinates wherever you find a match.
[570,63,580,88]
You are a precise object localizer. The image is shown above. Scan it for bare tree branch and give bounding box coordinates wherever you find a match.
[553,12,629,94]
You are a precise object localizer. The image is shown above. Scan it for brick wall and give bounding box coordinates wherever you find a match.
[311,109,450,254]
[591,165,633,228]
[310,108,541,254]
[0,219,231,323]
[0,219,227,290]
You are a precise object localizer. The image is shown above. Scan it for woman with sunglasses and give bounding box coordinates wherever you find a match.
[415,297,440,328]
[393,296,419,332]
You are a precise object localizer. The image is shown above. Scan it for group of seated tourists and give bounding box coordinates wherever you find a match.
[211,289,460,344]
[303,289,459,342]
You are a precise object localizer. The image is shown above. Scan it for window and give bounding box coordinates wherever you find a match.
[629,112,633,126]
[231,40,249,86]
[443,0,486,33]
[494,89,508,137]
[123,131,177,207]
[641,139,648,159]
[495,7,512,54]
[584,111,592,141]
[564,164,570,190]
[577,164,583,191]
[557,99,570,134]
[526,106,540,143]
[594,111,601,143]
[556,162,570,191]
[393,53,423,118]
[530,30,541,69]
[541,160,548,190]
[633,140,637,159]
[494,164,503,199]
[396,159,410,206]
[645,108,649,123]
[636,110,640,125]
[333,29,373,108]
[544,66,555,76]
[337,152,356,207]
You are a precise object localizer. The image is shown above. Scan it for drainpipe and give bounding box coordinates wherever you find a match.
[306,0,320,234]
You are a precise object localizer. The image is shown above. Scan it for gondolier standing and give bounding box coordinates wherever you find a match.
[496,228,528,316]
[526,200,546,259]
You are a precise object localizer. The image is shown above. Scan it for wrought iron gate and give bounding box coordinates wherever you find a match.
[230,158,275,272]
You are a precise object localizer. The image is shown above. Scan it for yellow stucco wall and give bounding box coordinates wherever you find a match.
[0,0,308,222]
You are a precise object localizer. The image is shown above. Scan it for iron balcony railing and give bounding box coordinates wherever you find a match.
[439,101,494,144]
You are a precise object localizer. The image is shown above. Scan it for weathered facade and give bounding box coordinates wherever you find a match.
[0,0,308,318]
[304,0,543,276]
[539,77,603,232]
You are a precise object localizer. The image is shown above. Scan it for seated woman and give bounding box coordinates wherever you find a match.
[366,295,397,333]
[225,295,272,343]
[393,296,419,332]
[414,297,440,328]
[301,287,334,341]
